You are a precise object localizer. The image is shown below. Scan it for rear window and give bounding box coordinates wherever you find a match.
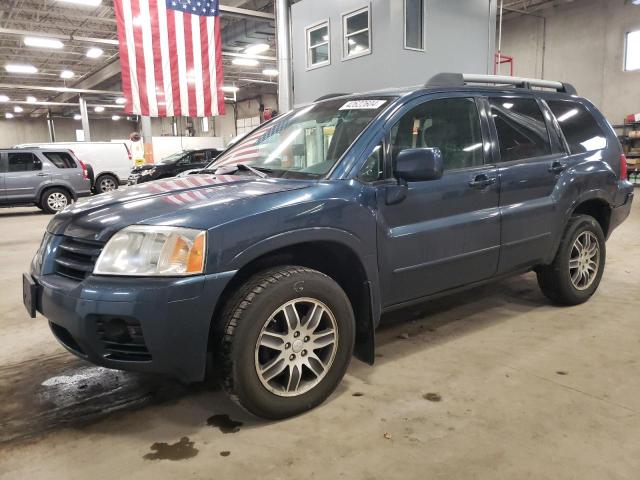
[546,100,607,154]
[44,151,77,168]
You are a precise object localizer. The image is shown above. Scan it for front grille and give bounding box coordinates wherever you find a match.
[54,236,104,281]
[95,316,152,362]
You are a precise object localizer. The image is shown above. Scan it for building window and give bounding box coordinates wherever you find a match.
[306,21,330,70]
[342,6,371,59]
[625,29,640,71]
[404,0,425,51]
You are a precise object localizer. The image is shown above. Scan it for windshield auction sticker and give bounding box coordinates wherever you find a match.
[339,100,387,110]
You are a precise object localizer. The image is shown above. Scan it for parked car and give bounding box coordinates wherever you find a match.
[128,149,223,184]
[24,73,634,420]
[0,148,91,213]
[15,142,132,194]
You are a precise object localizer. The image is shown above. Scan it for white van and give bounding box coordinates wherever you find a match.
[14,142,132,193]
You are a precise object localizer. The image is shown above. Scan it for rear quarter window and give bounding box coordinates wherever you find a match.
[546,100,607,154]
[43,151,77,168]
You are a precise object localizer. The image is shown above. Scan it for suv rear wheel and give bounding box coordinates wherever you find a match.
[536,215,606,305]
[217,266,355,419]
[96,174,118,193]
[40,188,71,214]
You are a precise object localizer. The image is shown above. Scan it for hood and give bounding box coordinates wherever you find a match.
[47,175,311,242]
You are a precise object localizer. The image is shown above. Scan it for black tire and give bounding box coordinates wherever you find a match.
[216,266,355,419]
[536,215,606,305]
[95,174,119,194]
[40,188,71,214]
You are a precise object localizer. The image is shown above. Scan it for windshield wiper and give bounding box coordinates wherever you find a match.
[235,163,271,178]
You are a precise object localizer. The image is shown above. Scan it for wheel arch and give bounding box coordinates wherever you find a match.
[36,183,74,203]
[569,194,612,238]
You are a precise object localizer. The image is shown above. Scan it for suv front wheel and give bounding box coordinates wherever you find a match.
[217,266,355,419]
[536,215,606,305]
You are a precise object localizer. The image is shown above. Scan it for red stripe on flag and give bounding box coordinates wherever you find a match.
[183,14,197,117]
[166,8,182,116]
[113,0,133,114]
[148,0,166,117]
[214,17,225,115]
[131,0,149,116]
[199,16,212,117]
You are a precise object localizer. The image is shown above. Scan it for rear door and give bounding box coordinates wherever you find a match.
[0,152,7,201]
[4,151,49,202]
[485,96,566,273]
[375,94,500,306]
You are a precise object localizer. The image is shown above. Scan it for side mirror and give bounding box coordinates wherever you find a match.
[395,147,443,182]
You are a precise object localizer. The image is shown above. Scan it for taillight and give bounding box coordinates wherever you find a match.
[621,153,628,181]
[70,149,89,179]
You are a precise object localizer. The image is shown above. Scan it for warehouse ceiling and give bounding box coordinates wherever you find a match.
[0,0,276,119]
[502,0,584,16]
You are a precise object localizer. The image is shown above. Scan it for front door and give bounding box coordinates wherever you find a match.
[4,151,48,202]
[376,96,501,307]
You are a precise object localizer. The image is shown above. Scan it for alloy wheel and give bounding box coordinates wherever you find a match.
[255,297,338,397]
[47,192,68,212]
[100,177,117,192]
[569,231,600,290]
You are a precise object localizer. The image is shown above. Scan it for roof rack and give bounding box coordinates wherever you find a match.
[426,72,577,95]
[314,93,351,102]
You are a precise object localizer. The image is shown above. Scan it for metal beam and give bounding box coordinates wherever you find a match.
[0,83,123,95]
[219,4,275,20]
[2,100,124,108]
[0,27,119,45]
[275,0,292,112]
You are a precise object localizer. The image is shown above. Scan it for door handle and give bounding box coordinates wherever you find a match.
[469,174,496,188]
[548,161,566,174]
[36,173,47,176]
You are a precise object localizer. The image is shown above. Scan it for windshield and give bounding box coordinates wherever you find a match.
[213,97,393,178]
[160,152,190,164]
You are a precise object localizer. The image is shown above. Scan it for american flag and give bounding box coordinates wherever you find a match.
[114,0,225,117]
[216,117,292,166]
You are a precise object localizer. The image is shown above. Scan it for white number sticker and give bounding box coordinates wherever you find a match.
[339,100,387,110]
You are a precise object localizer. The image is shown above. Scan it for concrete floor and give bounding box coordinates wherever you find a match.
[0,201,639,479]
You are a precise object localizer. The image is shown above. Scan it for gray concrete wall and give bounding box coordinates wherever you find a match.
[500,0,640,123]
[291,0,497,105]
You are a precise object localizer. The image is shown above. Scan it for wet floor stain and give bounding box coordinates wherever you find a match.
[0,352,189,445]
[556,370,569,375]
[143,436,199,461]
[352,392,364,397]
[220,450,231,457]
[423,393,442,402]
[207,414,243,433]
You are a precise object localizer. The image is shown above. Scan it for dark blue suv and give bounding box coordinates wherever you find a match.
[24,73,634,419]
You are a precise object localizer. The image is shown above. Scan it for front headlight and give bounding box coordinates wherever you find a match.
[94,226,206,276]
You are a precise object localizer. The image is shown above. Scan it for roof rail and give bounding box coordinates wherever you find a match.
[425,72,577,95]
[314,93,351,101]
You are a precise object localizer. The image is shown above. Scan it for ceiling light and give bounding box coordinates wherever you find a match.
[73,114,82,120]
[0,95,9,102]
[5,64,38,74]
[14,106,23,113]
[221,86,240,93]
[5,113,14,119]
[24,36,64,49]
[56,0,102,6]
[26,96,37,103]
[232,58,259,67]
[262,68,279,76]
[115,97,126,105]
[94,106,105,112]
[86,47,104,58]
[244,43,269,55]
[111,115,120,121]
[60,70,74,79]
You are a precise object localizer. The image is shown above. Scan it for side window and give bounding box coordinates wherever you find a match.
[359,142,383,182]
[390,97,484,170]
[306,21,330,69]
[546,100,607,154]
[8,152,41,172]
[178,154,192,165]
[44,152,77,169]
[192,152,206,163]
[488,97,551,162]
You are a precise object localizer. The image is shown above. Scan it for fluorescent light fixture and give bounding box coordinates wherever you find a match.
[557,108,579,122]
[244,43,269,55]
[115,97,126,105]
[262,68,279,76]
[94,106,105,112]
[24,36,64,49]
[221,85,240,93]
[463,143,483,152]
[86,47,103,58]
[57,0,102,6]
[14,106,23,113]
[0,95,9,102]
[502,102,514,109]
[232,58,259,67]
[112,115,121,121]
[73,114,82,120]
[26,96,37,103]
[60,69,74,79]
[5,112,14,119]
[5,64,38,74]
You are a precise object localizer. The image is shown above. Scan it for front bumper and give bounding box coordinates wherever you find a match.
[29,270,235,383]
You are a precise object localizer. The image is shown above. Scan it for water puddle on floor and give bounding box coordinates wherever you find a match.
[0,352,188,445]
[206,414,243,433]
[143,437,199,461]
